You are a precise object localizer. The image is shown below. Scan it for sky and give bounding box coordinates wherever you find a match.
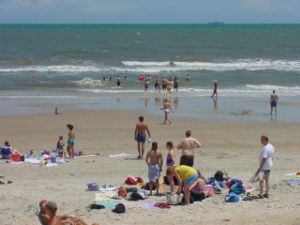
[0,0,300,24]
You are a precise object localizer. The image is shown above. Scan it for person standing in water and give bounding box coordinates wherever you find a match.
[161,99,172,125]
[134,116,151,159]
[270,90,278,115]
[116,75,121,88]
[66,124,75,158]
[211,80,218,98]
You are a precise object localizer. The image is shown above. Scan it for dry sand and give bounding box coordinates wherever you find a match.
[0,109,299,225]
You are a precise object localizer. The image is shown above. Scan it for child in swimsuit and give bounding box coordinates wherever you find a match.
[56,136,65,158]
[166,141,176,167]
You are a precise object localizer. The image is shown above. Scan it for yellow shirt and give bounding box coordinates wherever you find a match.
[175,165,197,181]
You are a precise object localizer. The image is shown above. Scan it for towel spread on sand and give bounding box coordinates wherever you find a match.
[109,153,130,158]
[148,164,160,181]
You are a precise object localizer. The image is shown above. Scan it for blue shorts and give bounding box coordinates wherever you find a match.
[271,101,277,107]
[184,173,198,186]
[136,133,146,143]
[68,139,75,145]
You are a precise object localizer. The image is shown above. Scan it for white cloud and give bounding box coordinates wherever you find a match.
[242,0,295,13]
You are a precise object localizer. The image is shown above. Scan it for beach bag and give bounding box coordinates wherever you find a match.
[229,179,243,188]
[130,192,146,201]
[11,153,21,162]
[191,192,206,201]
[166,193,183,205]
[112,203,126,214]
[225,192,240,203]
[230,183,245,195]
[125,176,137,185]
[87,183,100,191]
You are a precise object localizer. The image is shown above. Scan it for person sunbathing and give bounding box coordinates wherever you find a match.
[39,200,99,225]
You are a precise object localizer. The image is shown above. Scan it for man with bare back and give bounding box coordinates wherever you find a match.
[134,116,151,159]
[177,130,201,167]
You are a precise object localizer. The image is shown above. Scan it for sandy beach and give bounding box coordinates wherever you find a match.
[0,108,300,225]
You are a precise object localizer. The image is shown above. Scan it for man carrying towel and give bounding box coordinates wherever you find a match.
[145,142,163,196]
[177,130,201,167]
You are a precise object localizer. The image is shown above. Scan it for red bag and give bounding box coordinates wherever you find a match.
[11,153,21,162]
[125,176,137,185]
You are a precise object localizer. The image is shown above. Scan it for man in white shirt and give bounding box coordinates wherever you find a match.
[255,135,275,198]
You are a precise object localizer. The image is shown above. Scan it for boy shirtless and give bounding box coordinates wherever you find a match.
[145,142,163,195]
[134,116,151,159]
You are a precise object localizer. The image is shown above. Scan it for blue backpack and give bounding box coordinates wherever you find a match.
[225,192,240,203]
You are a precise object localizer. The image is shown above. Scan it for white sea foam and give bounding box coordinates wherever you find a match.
[1,59,300,73]
[74,78,103,87]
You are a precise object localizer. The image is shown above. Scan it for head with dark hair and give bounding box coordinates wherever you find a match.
[185,130,191,137]
[4,141,10,147]
[151,141,158,151]
[260,135,269,145]
[166,141,173,149]
[66,124,74,130]
[139,116,144,122]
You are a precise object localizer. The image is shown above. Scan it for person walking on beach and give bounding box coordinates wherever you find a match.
[177,130,201,167]
[211,80,218,98]
[270,90,278,115]
[134,116,151,159]
[66,124,75,158]
[255,135,274,198]
[161,99,172,125]
[145,142,163,195]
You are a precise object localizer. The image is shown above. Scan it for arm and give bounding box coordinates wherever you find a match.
[175,173,183,194]
[193,139,202,148]
[255,158,267,175]
[170,151,176,165]
[159,153,163,172]
[145,152,149,165]
[134,124,138,140]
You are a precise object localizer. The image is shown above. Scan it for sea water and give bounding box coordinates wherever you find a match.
[0,24,300,121]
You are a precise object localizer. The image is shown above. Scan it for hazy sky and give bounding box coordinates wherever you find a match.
[0,0,300,24]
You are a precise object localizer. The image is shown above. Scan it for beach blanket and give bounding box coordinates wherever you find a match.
[95,200,122,209]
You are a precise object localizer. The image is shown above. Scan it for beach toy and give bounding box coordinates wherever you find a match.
[138,75,144,81]
[87,183,100,191]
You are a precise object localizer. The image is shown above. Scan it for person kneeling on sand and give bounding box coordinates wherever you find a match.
[166,165,199,205]
[145,142,163,196]
[39,200,99,225]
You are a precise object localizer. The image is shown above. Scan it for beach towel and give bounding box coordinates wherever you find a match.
[95,200,122,209]
[148,164,160,181]
[287,180,300,185]
[109,153,130,158]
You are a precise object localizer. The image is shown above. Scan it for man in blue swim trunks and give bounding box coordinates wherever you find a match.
[270,90,278,115]
[134,116,151,159]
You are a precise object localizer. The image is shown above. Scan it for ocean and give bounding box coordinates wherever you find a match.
[0,24,300,121]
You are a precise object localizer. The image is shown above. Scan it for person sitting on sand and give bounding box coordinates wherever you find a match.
[177,130,201,167]
[145,142,163,196]
[161,99,172,125]
[166,165,199,204]
[1,141,12,160]
[66,124,75,159]
[39,200,99,225]
[134,116,151,159]
[255,135,275,199]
